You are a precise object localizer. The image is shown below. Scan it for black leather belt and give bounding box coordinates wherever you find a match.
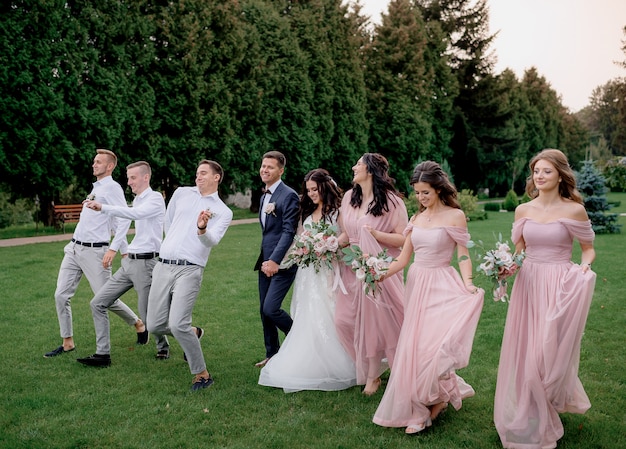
[128,252,159,260]
[72,238,109,248]
[158,258,197,266]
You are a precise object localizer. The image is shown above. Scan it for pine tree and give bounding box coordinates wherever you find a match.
[364,0,456,190]
[577,160,621,234]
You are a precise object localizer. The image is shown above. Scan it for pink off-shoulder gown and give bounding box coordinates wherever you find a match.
[334,191,407,384]
[494,218,596,449]
[373,224,484,428]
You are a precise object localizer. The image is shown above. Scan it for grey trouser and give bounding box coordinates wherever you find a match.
[147,262,206,374]
[90,257,168,354]
[54,241,138,338]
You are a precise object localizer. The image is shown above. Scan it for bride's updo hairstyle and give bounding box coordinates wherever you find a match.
[525,149,583,204]
[300,168,343,223]
[410,161,460,212]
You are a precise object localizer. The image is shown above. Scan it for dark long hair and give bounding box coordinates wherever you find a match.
[410,161,460,211]
[300,169,343,223]
[350,153,400,217]
[525,149,583,204]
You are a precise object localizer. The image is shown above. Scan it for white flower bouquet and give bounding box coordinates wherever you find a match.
[342,245,394,295]
[468,234,525,302]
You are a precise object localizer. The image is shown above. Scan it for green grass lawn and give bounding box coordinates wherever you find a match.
[0,197,624,449]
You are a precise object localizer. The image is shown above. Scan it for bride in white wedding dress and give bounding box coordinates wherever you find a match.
[258,169,357,393]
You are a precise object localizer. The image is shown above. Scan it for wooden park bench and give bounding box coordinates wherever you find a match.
[53,203,83,233]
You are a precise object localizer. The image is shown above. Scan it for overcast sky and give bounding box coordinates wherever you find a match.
[357,0,626,112]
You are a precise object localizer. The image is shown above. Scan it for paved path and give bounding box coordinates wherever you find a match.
[0,218,258,248]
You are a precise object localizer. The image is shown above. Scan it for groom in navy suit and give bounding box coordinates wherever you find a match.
[254,151,300,367]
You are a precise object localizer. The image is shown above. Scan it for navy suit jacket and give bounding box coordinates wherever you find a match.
[255,181,300,270]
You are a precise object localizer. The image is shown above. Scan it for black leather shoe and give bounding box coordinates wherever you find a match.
[44,345,75,358]
[136,330,149,345]
[77,353,111,367]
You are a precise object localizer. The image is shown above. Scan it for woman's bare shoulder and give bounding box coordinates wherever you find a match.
[563,200,589,221]
[514,200,536,220]
[446,207,468,227]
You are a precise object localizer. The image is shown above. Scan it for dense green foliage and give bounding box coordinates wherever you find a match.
[603,157,626,192]
[1,0,621,222]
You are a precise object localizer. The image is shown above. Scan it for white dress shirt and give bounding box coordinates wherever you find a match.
[100,187,165,254]
[159,187,233,267]
[261,179,282,227]
[73,176,130,253]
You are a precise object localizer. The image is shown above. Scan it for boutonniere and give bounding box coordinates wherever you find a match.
[86,193,96,201]
[264,202,276,216]
[205,208,214,220]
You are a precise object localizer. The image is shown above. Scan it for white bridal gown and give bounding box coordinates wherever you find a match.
[258,215,357,393]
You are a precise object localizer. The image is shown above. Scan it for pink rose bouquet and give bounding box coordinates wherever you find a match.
[281,221,340,272]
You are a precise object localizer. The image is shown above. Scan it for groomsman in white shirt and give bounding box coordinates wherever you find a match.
[44,149,144,358]
[147,160,233,391]
[77,161,167,367]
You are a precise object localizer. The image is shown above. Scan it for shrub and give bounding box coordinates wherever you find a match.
[403,189,486,220]
[0,193,36,229]
[520,192,532,204]
[458,189,478,215]
[404,194,419,217]
[458,189,487,221]
[467,210,488,221]
[502,189,519,211]
[483,202,501,212]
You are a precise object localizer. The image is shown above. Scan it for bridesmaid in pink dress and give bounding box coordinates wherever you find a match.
[372,161,484,435]
[334,153,408,396]
[494,149,596,449]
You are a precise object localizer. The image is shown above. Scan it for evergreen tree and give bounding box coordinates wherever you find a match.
[364,0,446,190]
[414,0,497,192]
[141,0,250,196]
[577,160,621,234]
[0,1,79,206]
[557,106,589,168]
[520,68,561,150]
[415,0,495,87]
[279,0,368,188]
[587,78,626,156]
[471,69,531,194]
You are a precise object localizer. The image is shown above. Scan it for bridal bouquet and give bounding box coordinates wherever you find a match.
[468,234,525,302]
[342,245,394,295]
[281,221,340,272]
